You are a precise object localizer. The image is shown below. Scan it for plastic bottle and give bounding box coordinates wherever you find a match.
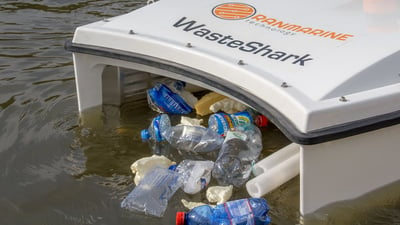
[175,160,214,194]
[208,111,249,136]
[165,125,224,153]
[141,114,171,142]
[212,125,263,187]
[121,166,182,217]
[208,110,268,136]
[176,198,271,225]
[147,80,197,114]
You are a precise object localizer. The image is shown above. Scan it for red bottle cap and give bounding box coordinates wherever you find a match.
[176,212,185,225]
[255,115,269,127]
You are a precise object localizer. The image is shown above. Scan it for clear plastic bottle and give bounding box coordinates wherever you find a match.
[121,166,182,217]
[147,80,197,114]
[212,125,263,187]
[176,198,271,225]
[165,125,224,153]
[175,160,214,194]
[141,114,171,142]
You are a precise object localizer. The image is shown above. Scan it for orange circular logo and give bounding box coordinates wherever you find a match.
[212,3,256,20]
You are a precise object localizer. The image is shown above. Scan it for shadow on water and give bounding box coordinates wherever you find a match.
[303,180,400,225]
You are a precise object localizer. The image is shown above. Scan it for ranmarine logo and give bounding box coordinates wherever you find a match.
[212,3,256,20]
[212,2,354,41]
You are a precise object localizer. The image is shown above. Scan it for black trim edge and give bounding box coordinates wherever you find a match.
[64,40,400,145]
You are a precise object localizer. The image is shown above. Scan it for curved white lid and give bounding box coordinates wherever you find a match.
[72,0,400,133]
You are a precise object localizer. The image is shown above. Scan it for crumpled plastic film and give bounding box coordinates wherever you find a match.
[130,155,173,185]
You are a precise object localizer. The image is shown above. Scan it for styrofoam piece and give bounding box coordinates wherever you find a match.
[206,185,233,204]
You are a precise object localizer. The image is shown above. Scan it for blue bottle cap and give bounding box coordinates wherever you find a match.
[141,129,150,140]
[168,164,177,171]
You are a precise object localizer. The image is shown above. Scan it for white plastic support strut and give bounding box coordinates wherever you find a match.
[246,143,300,198]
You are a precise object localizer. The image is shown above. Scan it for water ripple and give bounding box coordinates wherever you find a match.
[0,2,95,13]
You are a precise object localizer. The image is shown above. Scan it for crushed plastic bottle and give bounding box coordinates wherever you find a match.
[141,114,171,142]
[147,80,197,114]
[130,154,173,185]
[175,160,214,194]
[212,125,263,187]
[165,125,224,153]
[206,185,233,204]
[176,198,271,225]
[121,166,182,217]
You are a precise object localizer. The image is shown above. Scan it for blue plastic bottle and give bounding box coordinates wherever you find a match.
[141,114,171,142]
[147,81,194,114]
[176,198,271,225]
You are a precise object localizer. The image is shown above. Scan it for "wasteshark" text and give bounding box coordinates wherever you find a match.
[173,17,313,66]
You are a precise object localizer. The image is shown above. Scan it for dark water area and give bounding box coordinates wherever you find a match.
[1,1,400,224]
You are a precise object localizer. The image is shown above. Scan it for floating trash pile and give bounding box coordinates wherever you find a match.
[120,79,271,224]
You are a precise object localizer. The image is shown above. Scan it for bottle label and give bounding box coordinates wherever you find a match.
[212,113,235,136]
[225,199,255,225]
[232,111,253,126]
[224,131,247,142]
[223,114,235,130]
[147,83,192,114]
[153,115,163,142]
